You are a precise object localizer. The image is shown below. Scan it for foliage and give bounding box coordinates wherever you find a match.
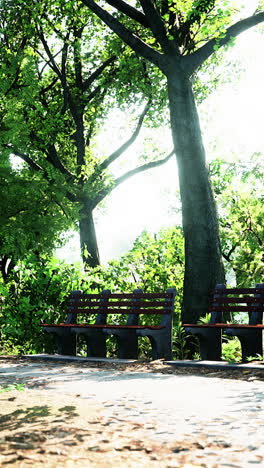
[0,157,75,271]
[0,254,86,354]
[246,354,264,362]
[221,337,242,363]
[197,313,211,324]
[0,383,25,393]
[102,228,184,293]
[172,322,195,360]
[210,153,264,287]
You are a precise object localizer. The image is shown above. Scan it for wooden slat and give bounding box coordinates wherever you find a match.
[72,300,172,308]
[73,292,172,299]
[212,297,264,304]
[41,324,166,330]
[213,288,264,294]
[71,308,170,315]
[209,305,263,312]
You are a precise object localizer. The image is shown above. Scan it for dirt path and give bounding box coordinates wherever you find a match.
[0,357,263,467]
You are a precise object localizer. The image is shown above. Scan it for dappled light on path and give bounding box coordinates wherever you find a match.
[0,357,263,466]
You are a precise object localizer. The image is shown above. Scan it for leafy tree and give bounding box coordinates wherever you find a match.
[210,153,264,287]
[98,226,184,294]
[79,0,264,321]
[0,156,74,281]
[0,0,174,269]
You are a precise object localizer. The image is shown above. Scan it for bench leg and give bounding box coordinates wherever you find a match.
[226,329,263,362]
[103,329,138,359]
[43,327,77,356]
[137,330,172,361]
[73,329,107,358]
[185,327,222,361]
[57,332,77,356]
[118,334,138,359]
[85,335,107,358]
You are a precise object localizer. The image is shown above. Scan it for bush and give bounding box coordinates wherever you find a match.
[222,337,242,363]
[0,254,86,354]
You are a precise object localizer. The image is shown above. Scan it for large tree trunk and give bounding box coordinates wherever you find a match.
[167,71,225,323]
[79,202,100,268]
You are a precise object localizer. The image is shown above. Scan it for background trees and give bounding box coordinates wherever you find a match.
[0,0,174,269]
[210,152,264,287]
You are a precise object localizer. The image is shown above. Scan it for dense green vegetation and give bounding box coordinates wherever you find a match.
[0,1,263,357]
[211,153,263,287]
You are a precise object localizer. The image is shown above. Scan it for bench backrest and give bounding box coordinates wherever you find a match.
[209,283,264,324]
[66,288,177,326]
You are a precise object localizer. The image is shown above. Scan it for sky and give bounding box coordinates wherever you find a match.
[56,5,264,265]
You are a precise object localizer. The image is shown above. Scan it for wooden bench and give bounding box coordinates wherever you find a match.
[183,284,264,362]
[41,288,177,360]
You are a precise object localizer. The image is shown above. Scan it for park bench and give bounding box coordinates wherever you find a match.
[41,288,177,360]
[183,283,264,362]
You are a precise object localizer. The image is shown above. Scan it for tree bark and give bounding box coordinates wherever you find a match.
[79,201,100,268]
[0,256,16,282]
[167,69,225,322]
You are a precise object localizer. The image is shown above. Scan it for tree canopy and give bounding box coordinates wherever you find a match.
[0,0,176,268]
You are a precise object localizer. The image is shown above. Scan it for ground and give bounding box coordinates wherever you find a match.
[0,356,263,467]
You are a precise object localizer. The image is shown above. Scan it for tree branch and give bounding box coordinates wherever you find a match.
[184,12,264,74]
[94,149,174,206]
[46,144,76,181]
[8,147,77,203]
[41,77,59,94]
[80,0,166,69]
[38,47,64,76]
[105,0,149,27]
[61,32,70,80]
[114,148,174,186]
[176,0,215,48]
[38,29,63,79]
[73,28,83,89]
[4,36,28,95]
[7,148,44,173]
[222,242,239,262]
[99,101,151,172]
[82,56,116,91]
[139,0,179,55]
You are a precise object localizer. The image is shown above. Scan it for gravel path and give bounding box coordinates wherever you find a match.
[0,357,263,467]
